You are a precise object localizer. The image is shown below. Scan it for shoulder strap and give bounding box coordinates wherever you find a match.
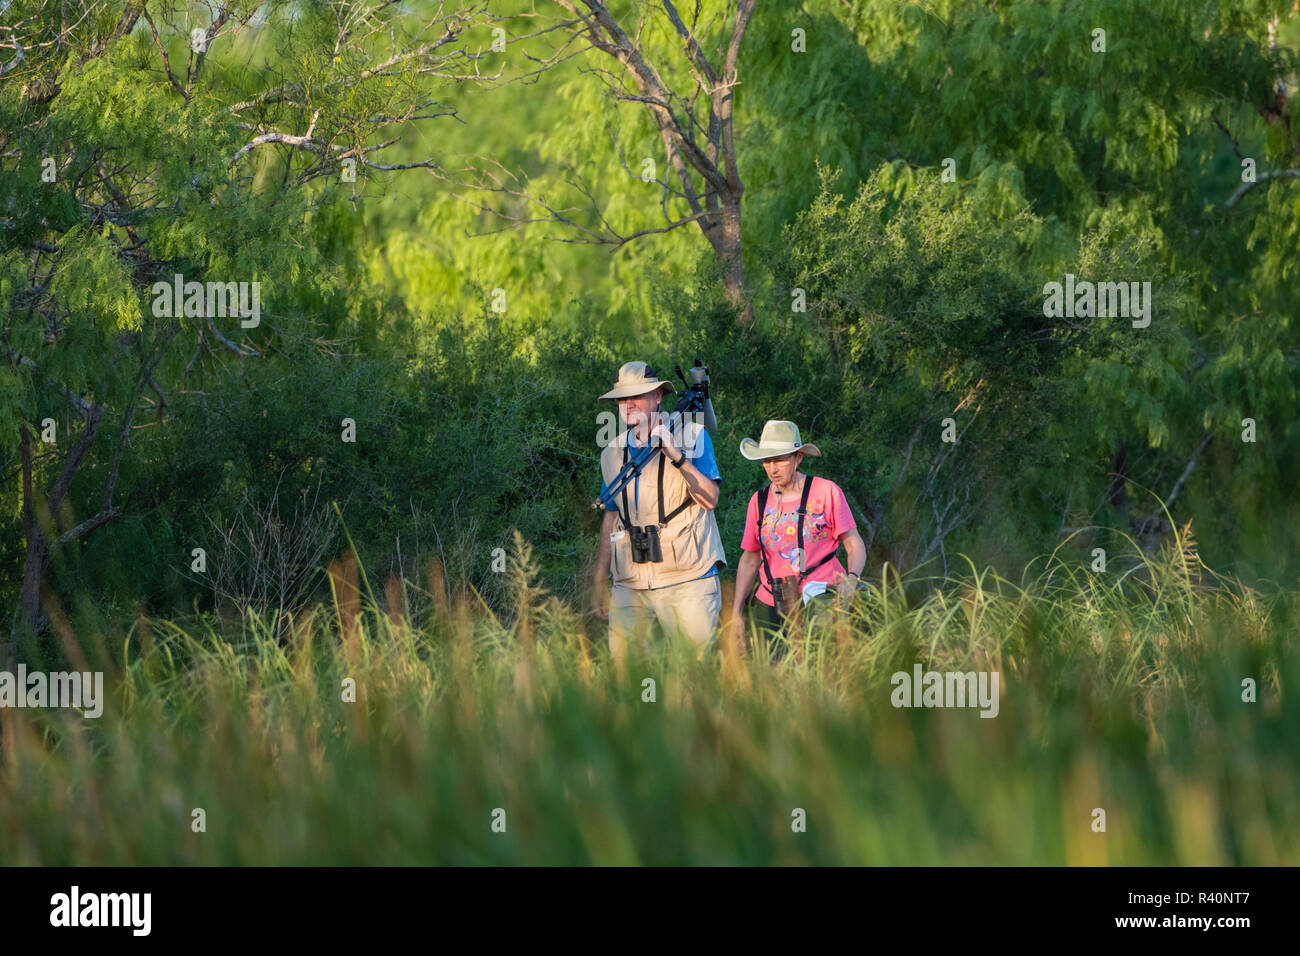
[618,437,694,530]
[656,449,694,526]
[756,484,774,591]
[617,444,634,531]
[796,476,841,576]
[794,474,815,570]
[802,550,838,577]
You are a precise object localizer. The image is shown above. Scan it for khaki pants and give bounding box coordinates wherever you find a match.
[609,574,721,659]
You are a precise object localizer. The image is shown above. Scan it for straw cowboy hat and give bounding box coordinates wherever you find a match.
[739,420,822,460]
[598,360,677,401]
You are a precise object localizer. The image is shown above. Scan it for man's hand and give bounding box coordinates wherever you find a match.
[593,510,614,619]
[836,573,859,603]
[649,423,681,463]
[724,609,748,655]
[650,423,719,510]
[591,588,609,620]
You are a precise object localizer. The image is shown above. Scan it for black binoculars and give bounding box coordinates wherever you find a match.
[628,524,663,564]
[770,577,787,615]
[770,574,802,618]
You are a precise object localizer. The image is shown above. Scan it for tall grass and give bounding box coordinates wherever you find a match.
[1,524,1296,864]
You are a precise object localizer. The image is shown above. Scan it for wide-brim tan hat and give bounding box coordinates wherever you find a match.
[739,420,822,460]
[598,360,677,401]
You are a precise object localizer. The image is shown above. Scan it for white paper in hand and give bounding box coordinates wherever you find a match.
[800,579,828,606]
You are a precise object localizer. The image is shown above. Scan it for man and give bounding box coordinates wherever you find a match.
[591,361,726,663]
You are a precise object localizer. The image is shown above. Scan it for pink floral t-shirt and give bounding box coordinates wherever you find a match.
[741,475,856,607]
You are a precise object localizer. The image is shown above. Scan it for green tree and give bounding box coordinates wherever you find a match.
[1,0,492,647]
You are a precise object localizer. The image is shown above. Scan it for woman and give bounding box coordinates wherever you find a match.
[729,420,866,658]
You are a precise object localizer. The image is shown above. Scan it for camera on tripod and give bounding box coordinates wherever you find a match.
[628,524,663,564]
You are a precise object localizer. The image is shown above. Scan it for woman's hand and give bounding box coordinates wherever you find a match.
[837,530,867,604]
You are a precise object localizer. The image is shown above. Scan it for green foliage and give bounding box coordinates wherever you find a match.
[4,0,1300,629]
[3,0,1300,869]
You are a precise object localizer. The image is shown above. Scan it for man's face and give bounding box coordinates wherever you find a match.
[761,451,803,487]
[618,392,662,432]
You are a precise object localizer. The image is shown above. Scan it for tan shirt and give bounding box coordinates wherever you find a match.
[600,422,727,590]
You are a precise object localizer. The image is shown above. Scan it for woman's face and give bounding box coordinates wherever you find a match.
[761,451,803,487]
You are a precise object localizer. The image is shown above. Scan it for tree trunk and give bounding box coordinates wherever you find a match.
[15,424,47,644]
[556,0,756,325]
[704,192,752,323]
[1107,438,1128,511]
[12,402,104,645]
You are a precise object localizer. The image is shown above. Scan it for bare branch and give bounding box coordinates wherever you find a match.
[142,8,187,101]
[207,315,259,357]
[660,0,719,98]
[1223,169,1300,208]
[6,350,95,416]
[431,155,712,247]
[54,508,120,547]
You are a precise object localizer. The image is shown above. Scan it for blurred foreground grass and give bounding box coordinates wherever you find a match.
[2,525,1297,865]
